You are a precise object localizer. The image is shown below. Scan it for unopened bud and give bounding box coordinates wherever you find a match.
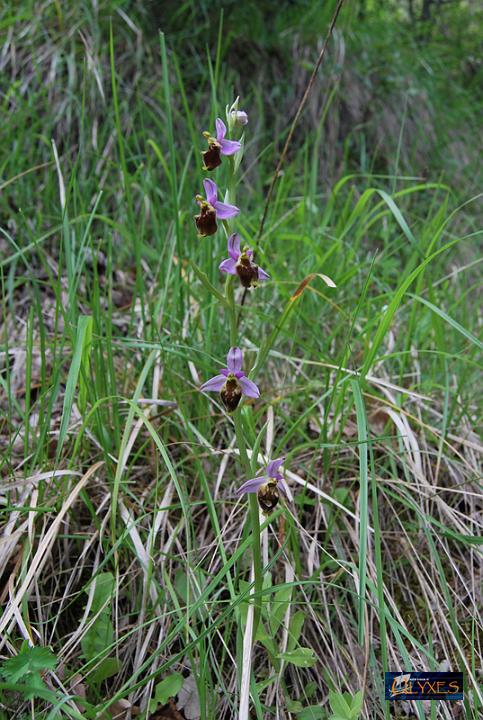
[231,110,248,126]
[227,96,248,131]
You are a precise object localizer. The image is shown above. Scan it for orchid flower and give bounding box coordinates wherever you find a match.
[219,233,269,288]
[202,118,241,171]
[195,179,239,237]
[235,458,289,513]
[200,346,259,412]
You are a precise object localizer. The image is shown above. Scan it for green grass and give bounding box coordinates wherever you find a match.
[0,1,481,718]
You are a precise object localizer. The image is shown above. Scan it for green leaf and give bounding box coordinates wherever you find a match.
[269,584,292,635]
[81,610,113,661]
[296,706,325,719]
[408,293,483,350]
[287,610,306,652]
[277,647,317,667]
[328,691,351,718]
[254,622,279,657]
[351,380,369,646]
[233,133,245,173]
[305,681,317,699]
[91,657,120,685]
[175,569,189,603]
[57,315,93,457]
[0,680,58,703]
[78,315,93,414]
[88,573,114,614]
[349,690,363,718]
[0,644,57,683]
[81,573,115,664]
[149,673,184,712]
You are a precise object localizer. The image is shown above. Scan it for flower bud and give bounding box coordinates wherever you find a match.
[231,110,248,126]
[227,96,248,132]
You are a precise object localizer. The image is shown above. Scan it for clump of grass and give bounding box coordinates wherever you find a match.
[0,1,481,719]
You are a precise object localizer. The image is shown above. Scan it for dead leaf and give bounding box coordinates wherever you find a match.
[107,698,140,718]
[148,698,185,719]
[368,408,390,435]
[291,272,336,301]
[176,675,200,720]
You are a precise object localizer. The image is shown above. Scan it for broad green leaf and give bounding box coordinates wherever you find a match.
[328,691,351,717]
[350,690,363,717]
[269,584,292,635]
[81,573,115,664]
[81,610,113,661]
[277,647,317,667]
[0,644,57,683]
[88,573,114,614]
[287,610,306,652]
[255,622,279,657]
[305,681,318,699]
[91,657,120,684]
[175,569,189,603]
[149,672,184,711]
[297,706,326,719]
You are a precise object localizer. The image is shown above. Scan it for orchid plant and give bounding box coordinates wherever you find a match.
[192,96,292,715]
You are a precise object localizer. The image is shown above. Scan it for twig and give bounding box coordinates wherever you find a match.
[239,0,345,316]
[257,0,345,242]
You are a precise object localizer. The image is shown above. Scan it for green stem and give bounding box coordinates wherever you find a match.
[227,155,237,206]
[224,122,262,655]
[233,411,263,642]
[226,275,237,345]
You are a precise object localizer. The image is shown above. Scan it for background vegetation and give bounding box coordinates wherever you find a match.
[0,0,481,718]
